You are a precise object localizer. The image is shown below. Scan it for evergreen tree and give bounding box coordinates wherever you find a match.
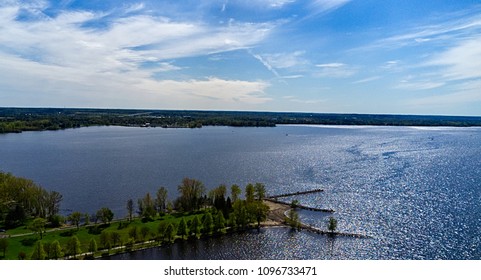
[328,216,338,233]
[287,209,300,230]
[214,211,226,233]
[189,215,201,238]
[165,223,176,242]
[66,236,82,259]
[49,240,63,259]
[225,197,233,217]
[177,218,188,239]
[30,241,46,260]
[228,212,237,229]
[202,212,214,235]
[88,238,98,255]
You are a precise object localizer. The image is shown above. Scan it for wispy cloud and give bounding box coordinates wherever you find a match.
[124,3,145,14]
[308,0,351,16]
[426,37,481,81]
[283,95,325,104]
[352,76,380,84]
[369,8,481,50]
[409,80,481,109]
[234,0,296,9]
[262,51,307,69]
[315,62,356,78]
[250,51,281,78]
[395,80,445,91]
[0,2,275,109]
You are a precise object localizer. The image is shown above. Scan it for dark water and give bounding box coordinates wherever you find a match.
[1,125,480,259]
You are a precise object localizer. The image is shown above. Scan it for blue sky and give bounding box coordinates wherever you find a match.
[1,0,481,115]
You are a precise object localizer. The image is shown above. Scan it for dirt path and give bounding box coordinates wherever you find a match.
[262,200,291,226]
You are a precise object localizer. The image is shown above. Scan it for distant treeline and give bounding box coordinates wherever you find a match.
[1,107,481,133]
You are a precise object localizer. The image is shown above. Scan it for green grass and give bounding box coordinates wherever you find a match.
[0,212,209,260]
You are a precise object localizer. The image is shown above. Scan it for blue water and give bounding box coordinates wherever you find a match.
[1,125,480,259]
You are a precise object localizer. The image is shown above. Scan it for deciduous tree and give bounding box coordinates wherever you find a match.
[0,238,8,257]
[31,217,46,239]
[126,199,134,222]
[111,231,122,246]
[99,231,111,249]
[155,187,168,214]
[177,178,205,211]
[254,183,266,201]
[140,226,150,241]
[245,184,255,203]
[96,207,114,225]
[230,184,241,202]
[68,211,82,230]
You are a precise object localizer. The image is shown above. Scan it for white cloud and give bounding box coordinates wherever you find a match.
[427,37,481,81]
[250,52,281,78]
[283,95,325,104]
[409,80,481,108]
[352,76,380,84]
[316,63,345,68]
[0,2,275,109]
[124,3,145,14]
[0,53,271,108]
[262,51,307,69]
[315,62,356,78]
[309,0,351,15]
[251,51,307,80]
[395,80,445,91]
[371,9,481,50]
[233,0,296,9]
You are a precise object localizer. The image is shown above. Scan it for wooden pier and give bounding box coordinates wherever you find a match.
[298,223,371,238]
[267,188,324,199]
[264,198,335,213]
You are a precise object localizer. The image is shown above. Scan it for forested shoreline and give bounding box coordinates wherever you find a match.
[2,107,481,134]
[0,173,276,260]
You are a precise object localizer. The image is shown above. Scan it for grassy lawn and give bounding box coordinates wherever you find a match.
[0,211,207,260]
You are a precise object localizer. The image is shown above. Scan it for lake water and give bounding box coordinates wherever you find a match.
[1,125,480,259]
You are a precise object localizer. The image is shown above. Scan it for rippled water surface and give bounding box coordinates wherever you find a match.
[1,125,480,259]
